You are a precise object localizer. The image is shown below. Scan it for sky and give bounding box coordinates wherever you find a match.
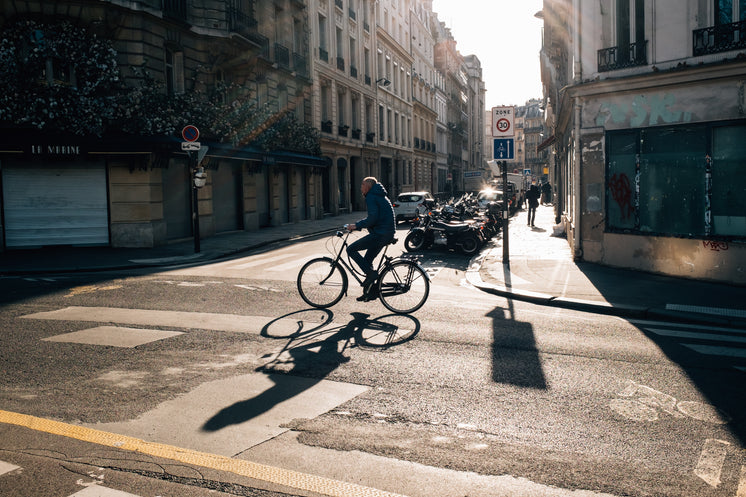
[431,0,544,109]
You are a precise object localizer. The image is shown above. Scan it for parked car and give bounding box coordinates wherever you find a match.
[392,191,435,223]
[477,189,511,214]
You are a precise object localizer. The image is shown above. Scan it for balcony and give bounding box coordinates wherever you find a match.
[321,120,333,133]
[319,47,328,62]
[351,128,362,140]
[366,132,375,143]
[338,124,349,137]
[335,0,343,9]
[693,20,746,56]
[336,56,345,71]
[364,74,371,85]
[274,43,290,69]
[349,8,356,21]
[227,3,258,34]
[293,53,308,77]
[350,65,358,78]
[597,40,648,72]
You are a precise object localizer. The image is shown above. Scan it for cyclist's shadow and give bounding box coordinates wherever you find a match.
[201,310,420,432]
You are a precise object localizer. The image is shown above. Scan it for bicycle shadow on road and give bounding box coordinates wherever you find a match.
[201,309,420,432]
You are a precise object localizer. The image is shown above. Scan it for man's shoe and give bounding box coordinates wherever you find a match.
[362,272,377,288]
[356,293,375,302]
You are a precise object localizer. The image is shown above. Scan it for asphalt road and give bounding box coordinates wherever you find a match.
[0,233,744,497]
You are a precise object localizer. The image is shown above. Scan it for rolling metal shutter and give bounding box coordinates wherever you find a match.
[2,163,109,248]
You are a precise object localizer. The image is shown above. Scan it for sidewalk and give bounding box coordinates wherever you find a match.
[1,206,745,327]
[468,203,746,328]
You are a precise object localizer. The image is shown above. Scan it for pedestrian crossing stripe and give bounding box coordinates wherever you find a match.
[0,409,407,497]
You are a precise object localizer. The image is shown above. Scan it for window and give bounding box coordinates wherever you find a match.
[321,84,330,122]
[711,125,746,235]
[165,47,184,95]
[318,14,328,61]
[716,0,746,23]
[598,0,646,71]
[606,123,746,238]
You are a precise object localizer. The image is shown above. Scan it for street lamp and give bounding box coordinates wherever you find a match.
[376,77,391,87]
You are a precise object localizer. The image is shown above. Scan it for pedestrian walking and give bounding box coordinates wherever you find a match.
[526,182,540,227]
[541,181,552,205]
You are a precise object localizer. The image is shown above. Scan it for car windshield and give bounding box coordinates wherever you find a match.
[397,194,423,202]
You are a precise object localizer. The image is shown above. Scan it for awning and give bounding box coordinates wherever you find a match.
[0,128,326,167]
[537,134,556,152]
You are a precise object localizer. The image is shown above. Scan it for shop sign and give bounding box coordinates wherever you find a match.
[28,143,84,158]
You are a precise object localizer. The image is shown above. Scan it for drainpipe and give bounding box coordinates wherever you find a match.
[573,100,582,260]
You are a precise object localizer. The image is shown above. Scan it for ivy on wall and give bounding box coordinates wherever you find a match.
[0,19,320,155]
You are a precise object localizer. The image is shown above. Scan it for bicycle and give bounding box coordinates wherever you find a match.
[297,227,430,314]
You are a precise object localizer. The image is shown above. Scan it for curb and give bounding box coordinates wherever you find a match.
[467,256,746,329]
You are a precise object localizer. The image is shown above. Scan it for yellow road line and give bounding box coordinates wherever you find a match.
[0,409,407,497]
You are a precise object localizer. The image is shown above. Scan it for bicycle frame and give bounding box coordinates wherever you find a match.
[326,230,393,286]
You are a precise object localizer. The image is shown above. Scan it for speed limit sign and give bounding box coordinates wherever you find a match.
[492,106,515,137]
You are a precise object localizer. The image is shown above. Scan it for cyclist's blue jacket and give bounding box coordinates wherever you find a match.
[356,183,396,239]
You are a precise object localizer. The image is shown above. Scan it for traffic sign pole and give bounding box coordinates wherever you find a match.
[502,160,509,264]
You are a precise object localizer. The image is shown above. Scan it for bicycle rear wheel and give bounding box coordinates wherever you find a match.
[297,257,347,308]
[377,260,429,314]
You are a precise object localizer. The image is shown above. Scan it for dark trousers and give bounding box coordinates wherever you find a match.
[347,232,392,277]
[527,204,537,226]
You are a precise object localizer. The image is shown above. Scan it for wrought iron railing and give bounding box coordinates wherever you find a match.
[693,20,746,55]
[293,53,308,76]
[319,47,328,62]
[164,0,187,20]
[336,56,345,71]
[274,43,290,68]
[227,2,257,33]
[597,40,648,72]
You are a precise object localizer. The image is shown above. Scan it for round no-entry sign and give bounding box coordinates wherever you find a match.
[182,125,199,142]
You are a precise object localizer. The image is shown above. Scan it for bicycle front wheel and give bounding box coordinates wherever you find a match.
[297,257,348,308]
[377,260,429,314]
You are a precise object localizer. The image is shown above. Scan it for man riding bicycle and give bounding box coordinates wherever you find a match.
[346,177,396,301]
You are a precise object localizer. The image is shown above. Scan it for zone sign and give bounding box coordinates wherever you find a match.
[491,106,515,138]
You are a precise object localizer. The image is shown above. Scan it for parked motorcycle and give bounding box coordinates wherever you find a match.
[404,209,484,256]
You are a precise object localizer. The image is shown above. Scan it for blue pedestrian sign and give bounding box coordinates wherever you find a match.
[493,138,515,160]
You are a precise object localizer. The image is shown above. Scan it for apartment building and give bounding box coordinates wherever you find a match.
[0,0,485,252]
[0,0,323,250]
[539,0,746,284]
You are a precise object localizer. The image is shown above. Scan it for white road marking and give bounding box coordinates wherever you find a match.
[682,344,746,359]
[265,256,315,272]
[645,328,746,344]
[23,306,272,334]
[665,304,746,318]
[228,253,298,269]
[695,439,730,487]
[629,319,746,334]
[611,380,728,424]
[42,326,183,348]
[0,460,20,476]
[71,485,143,496]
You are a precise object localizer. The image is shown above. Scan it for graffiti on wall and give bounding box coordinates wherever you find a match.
[703,240,729,251]
[608,173,634,221]
[596,94,693,128]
